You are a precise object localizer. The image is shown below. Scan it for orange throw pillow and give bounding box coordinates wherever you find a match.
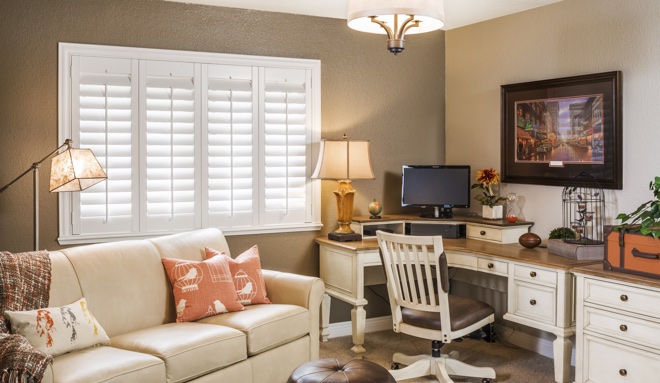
[205,245,271,305]
[162,256,245,322]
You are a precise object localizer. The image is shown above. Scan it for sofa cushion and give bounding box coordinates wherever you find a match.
[60,240,172,337]
[149,228,232,260]
[110,322,247,383]
[206,245,271,305]
[197,303,309,356]
[47,251,83,308]
[51,345,165,383]
[162,256,245,322]
[6,297,109,357]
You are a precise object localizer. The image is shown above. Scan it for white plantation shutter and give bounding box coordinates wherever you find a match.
[140,61,199,232]
[261,68,312,225]
[59,44,320,243]
[71,56,138,235]
[204,65,257,228]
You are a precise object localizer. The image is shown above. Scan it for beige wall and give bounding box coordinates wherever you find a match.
[446,0,660,239]
[0,0,445,293]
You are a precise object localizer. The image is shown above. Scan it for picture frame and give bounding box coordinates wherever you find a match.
[501,71,622,189]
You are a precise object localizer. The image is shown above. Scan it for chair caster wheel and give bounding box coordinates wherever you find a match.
[391,363,401,370]
[482,379,492,383]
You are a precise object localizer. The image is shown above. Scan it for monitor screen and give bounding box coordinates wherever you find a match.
[402,165,471,209]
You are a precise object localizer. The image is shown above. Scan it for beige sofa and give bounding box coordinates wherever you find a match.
[39,228,324,383]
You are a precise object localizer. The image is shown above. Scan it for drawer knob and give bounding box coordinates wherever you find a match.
[620,324,628,332]
[480,230,486,236]
[530,299,537,306]
[530,271,537,277]
[619,369,627,376]
[620,294,628,302]
[488,263,494,269]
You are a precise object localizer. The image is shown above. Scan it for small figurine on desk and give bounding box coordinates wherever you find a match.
[368,199,382,219]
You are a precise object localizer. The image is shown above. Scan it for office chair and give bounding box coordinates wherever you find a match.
[376,231,496,383]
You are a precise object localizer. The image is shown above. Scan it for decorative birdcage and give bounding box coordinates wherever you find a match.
[561,172,605,245]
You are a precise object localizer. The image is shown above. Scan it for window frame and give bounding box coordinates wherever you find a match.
[58,42,322,245]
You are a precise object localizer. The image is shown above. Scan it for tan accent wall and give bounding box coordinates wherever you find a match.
[0,0,445,292]
[446,0,660,240]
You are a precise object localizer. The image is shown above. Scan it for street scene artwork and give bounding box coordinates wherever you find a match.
[514,95,604,164]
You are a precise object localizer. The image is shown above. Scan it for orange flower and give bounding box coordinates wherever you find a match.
[476,168,500,186]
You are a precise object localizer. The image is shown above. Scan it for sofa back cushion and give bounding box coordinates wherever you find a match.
[149,228,231,261]
[47,251,83,307]
[60,240,172,337]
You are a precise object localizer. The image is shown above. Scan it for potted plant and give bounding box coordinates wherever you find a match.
[471,168,507,219]
[615,176,660,238]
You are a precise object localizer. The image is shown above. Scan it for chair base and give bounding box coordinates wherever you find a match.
[388,351,496,383]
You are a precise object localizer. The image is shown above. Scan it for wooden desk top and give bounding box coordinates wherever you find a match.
[352,213,534,228]
[316,237,601,271]
[572,263,660,289]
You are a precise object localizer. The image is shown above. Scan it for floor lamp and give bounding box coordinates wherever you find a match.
[0,139,107,250]
[312,135,375,241]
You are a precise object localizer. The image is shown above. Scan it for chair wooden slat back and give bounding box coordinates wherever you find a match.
[378,231,450,335]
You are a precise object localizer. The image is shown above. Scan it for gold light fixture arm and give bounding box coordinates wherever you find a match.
[369,16,394,39]
[370,14,421,55]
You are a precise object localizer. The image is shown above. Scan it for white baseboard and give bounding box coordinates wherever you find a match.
[327,316,393,339]
[327,316,575,366]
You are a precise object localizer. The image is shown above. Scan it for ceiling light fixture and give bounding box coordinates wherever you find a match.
[347,0,445,55]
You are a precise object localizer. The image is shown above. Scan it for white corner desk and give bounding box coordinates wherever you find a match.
[317,216,600,383]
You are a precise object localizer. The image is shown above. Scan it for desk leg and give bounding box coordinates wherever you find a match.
[320,294,330,342]
[552,334,572,383]
[350,304,366,354]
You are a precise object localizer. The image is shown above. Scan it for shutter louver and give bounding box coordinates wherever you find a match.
[73,56,136,235]
[206,65,256,228]
[142,61,197,232]
[262,68,311,225]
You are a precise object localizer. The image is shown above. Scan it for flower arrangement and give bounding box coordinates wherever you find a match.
[471,168,507,207]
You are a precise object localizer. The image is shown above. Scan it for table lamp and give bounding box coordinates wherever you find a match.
[0,139,107,250]
[312,135,375,241]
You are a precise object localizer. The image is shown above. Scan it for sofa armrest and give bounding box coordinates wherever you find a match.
[262,269,325,359]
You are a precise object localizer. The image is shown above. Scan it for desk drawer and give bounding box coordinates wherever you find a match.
[584,306,660,349]
[514,264,556,286]
[582,334,660,383]
[583,278,660,317]
[466,225,502,242]
[446,251,478,269]
[512,281,556,324]
[477,257,508,276]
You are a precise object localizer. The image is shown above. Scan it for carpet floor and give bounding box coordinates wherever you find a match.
[319,330,573,383]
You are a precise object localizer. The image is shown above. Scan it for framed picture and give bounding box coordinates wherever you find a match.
[501,71,622,189]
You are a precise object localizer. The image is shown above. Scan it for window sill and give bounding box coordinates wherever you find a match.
[58,222,323,246]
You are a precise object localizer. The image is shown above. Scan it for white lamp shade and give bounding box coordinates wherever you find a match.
[312,140,375,180]
[49,148,108,192]
[347,0,445,34]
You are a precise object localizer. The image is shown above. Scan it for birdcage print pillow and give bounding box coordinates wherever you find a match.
[206,245,271,305]
[5,297,110,357]
[162,256,245,322]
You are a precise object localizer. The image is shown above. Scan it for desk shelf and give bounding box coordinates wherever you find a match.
[351,214,533,244]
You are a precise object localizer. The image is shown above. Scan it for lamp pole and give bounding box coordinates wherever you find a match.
[0,140,72,250]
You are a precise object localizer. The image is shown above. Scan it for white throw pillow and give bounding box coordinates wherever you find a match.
[5,297,110,357]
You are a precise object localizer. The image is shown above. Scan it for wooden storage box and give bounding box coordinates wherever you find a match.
[604,225,660,279]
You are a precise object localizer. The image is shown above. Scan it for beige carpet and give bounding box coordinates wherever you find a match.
[320,330,573,383]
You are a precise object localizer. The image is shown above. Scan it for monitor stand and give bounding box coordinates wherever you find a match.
[420,206,453,219]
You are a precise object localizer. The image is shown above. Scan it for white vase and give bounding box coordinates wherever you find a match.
[482,205,503,220]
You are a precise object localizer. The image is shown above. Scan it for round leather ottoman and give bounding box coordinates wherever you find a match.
[288,358,396,383]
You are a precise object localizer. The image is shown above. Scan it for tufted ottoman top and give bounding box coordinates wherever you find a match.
[288,358,396,383]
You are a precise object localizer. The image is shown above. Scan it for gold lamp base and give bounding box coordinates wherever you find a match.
[333,180,356,233]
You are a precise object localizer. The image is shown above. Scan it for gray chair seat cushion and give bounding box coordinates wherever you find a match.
[401,295,494,332]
